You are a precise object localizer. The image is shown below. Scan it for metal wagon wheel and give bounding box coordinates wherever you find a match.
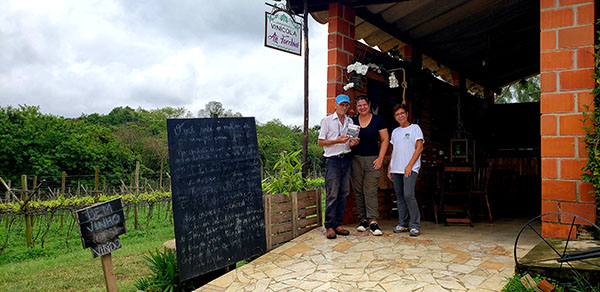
[513,212,600,291]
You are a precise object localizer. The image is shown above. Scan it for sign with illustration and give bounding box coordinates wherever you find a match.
[265,9,302,56]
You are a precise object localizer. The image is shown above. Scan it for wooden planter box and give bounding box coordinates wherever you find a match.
[263,188,323,250]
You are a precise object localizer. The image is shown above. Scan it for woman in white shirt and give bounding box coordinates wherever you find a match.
[387,104,424,237]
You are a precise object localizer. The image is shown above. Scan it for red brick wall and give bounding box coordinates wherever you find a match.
[327,3,355,114]
[540,0,596,238]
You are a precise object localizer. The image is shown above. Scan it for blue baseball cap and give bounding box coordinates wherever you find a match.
[335,94,350,104]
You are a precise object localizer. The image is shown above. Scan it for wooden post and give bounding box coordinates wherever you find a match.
[291,191,299,238]
[134,161,140,230]
[95,166,99,202]
[301,0,310,178]
[100,253,118,292]
[159,162,164,191]
[22,175,33,248]
[3,179,9,202]
[32,176,37,199]
[61,171,66,195]
[59,171,66,230]
[263,195,272,250]
[316,188,323,227]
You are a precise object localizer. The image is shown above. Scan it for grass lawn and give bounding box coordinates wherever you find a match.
[0,203,174,292]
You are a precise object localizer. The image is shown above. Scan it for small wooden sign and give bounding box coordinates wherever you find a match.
[76,198,126,257]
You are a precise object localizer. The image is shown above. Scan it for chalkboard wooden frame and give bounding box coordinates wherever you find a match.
[167,118,267,282]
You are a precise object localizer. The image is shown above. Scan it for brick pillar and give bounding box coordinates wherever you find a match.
[540,0,596,238]
[327,3,355,114]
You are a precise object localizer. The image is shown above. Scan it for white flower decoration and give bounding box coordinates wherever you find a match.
[343,82,355,91]
[347,62,369,75]
[389,72,399,88]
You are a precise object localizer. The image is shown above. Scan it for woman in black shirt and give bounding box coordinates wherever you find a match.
[350,96,389,235]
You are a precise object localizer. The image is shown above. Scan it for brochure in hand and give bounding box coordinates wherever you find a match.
[347,124,360,138]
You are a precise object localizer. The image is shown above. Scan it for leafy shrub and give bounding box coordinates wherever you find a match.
[134,248,189,292]
[262,150,306,195]
[503,273,600,292]
[306,177,325,190]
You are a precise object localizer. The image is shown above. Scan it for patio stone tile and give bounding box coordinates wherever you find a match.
[421,284,451,292]
[436,278,465,290]
[267,281,292,291]
[448,263,477,274]
[478,260,504,270]
[450,255,469,264]
[296,279,325,290]
[422,260,448,270]
[223,281,244,292]
[235,270,252,284]
[196,219,539,292]
[479,274,509,290]
[209,271,235,288]
[413,273,436,283]
[263,267,293,278]
[380,272,403,283]
[307,271,339,282]
[332,241,355,252]
[283,242,311,257]
[367,268,393,281]
[195,284,226,291]
[461,274,485,289]
[288,260,316,272]
[312,281,332,291]
[358,281,380,289]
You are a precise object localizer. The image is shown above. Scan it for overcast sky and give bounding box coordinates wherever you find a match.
[0,0,328,126]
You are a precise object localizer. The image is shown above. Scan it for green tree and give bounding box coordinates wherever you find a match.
[197,101,242,118]
[495,75,540,104]
[0,105,136,184]
[256,119,323,177]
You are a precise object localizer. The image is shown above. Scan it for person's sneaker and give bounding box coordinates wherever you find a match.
[357,220,369,232]
[394,225,409,233]
[369,222,383,236]
[409,228,420,237]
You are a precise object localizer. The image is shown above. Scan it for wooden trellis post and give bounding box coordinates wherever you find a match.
[134,161,140,230]
[22,175,33,248]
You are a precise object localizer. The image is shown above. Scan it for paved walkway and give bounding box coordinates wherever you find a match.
[196,219,539,292]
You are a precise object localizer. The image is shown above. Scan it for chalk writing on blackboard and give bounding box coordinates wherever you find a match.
[167,118,266,282]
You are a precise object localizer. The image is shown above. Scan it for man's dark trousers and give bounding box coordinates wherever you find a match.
[324,156,351,229]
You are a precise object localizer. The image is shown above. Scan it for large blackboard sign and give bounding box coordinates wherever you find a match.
[76,198,126,258]
[167,118,266,282]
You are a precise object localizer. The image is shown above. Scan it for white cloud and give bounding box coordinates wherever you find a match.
[0,0,328,126]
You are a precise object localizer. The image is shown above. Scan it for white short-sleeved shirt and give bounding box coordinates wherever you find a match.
[318,113,353,157]
[390,124,424,174]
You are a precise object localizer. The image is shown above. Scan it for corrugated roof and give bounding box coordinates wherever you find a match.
[289,0,540,92]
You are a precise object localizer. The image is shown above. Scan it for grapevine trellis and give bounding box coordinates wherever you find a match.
[0,164,174,252]
[0,191,173,253]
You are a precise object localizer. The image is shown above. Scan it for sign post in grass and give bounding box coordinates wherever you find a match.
[76,197,126,292]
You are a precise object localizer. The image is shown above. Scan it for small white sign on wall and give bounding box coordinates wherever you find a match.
[265,9,302,56]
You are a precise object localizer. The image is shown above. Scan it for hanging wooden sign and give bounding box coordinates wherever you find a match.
[265,9,302,56]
